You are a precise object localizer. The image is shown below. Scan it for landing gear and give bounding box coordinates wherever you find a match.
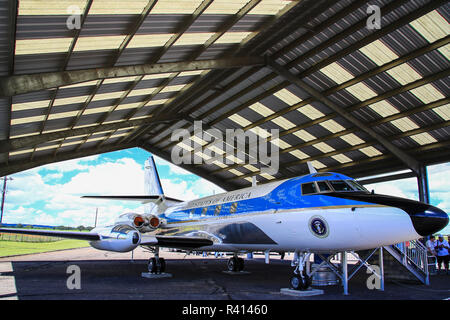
[290,271,311,290]
[290,251,312,291]
[227,256,245,272]
[148,257,166,274]
[146,246,166,274]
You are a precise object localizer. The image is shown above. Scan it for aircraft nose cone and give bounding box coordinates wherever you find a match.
[409,205,449,237]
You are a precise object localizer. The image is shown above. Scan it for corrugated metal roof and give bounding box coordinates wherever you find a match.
[0,0,448,190]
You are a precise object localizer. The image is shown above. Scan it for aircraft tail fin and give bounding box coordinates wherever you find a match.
[83,156,182,215]
[307,161,318,174]
[145,156,164,196]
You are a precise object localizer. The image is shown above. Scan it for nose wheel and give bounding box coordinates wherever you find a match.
[227,256,244,272]
[290,271,311,290]
[290,251,312,291]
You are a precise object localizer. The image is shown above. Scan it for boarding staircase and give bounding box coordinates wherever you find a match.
[361,240,429,285]
[382,240,429,285]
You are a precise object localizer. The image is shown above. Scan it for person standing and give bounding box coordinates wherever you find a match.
[426,235,437,255]
[426,235,437,275]
[435,235,449,274]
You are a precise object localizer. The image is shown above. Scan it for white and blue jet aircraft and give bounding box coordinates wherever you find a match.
[1,156,448,290]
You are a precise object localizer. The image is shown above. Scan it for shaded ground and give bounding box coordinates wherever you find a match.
[0,247,449,300]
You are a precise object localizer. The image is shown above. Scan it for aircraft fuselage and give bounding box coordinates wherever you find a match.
[154,172,448,253]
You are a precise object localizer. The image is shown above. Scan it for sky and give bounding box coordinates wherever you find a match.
[1,148,449,234]
[1,148,225,228]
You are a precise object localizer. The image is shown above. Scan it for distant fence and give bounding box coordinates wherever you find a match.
[0,232,64,243]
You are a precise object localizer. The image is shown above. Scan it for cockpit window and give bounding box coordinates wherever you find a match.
[329,180,353,192]
[301,179,368,195]
[317,181,332,192]
[346,180,368,192]
[302,182,318,195]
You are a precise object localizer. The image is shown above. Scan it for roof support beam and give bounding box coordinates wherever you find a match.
[0,114,181,153]
[358,172,416,185]
[0,57,266,97]
[0,143,135,178]
[268,60,423,174]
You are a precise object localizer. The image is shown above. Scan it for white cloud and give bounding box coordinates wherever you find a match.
[160,178,198,201]
[191,178,225,198]
[3,157,146,227]
[43,172,63,181]
[41,155,100,173]
[154,155,193,176]
[366,162,450,213]
[366,178,418,200]
[60,157,145,195]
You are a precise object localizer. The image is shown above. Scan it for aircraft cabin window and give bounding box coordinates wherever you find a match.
[329,180,353,192]
[230,202,238,214]
[301,182,318,195]
[214,205,222,216]
[317,181,331,192]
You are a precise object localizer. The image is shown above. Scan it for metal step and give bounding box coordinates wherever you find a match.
[383,245,428,284]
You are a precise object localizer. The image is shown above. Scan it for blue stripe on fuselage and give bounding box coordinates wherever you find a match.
[160,172,374,223]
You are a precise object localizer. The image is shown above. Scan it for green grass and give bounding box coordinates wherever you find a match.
[0,239,90,257]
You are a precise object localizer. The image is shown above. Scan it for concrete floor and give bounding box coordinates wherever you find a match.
[0,246,449,300]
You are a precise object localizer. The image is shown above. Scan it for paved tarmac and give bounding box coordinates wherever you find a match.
[0,247,449,300]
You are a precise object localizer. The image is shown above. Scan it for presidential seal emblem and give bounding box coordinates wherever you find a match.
[308,216,329,238]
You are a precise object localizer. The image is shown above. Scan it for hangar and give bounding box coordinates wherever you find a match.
[0,0,448,202]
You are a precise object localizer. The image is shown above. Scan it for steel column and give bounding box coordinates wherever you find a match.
[417,165,430,204]
[342,251,348,295]
[379,247,385,291]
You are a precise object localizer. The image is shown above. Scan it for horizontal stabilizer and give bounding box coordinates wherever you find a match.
[141,235,214,248]
[0,228,101,241]
[82,195,183,204]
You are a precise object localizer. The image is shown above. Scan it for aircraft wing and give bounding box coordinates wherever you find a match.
[141,235,214,248]
[0,228,101,241]
[0,228,213,249]
[82,195,183,204]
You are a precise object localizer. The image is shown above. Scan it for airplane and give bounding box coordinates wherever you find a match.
[0,156,448,290]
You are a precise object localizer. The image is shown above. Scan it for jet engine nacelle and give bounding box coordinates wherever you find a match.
[89,225,141,252]
[115,212,161,232]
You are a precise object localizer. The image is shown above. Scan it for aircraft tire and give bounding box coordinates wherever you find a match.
[227,257,238,272]
[290,274,311,291]
[159,258,166,273]
[148,257,157,273]
[237,258,244,271]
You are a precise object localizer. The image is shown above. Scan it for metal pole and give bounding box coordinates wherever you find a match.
[94,208,98,228]
[417,165,430,203]
[379,247,384,291]
[342,251,348,295]
[0,177,12,226]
